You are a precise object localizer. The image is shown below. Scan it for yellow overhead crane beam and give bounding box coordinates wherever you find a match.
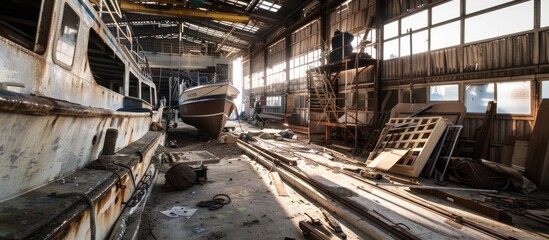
[119,1,249,23]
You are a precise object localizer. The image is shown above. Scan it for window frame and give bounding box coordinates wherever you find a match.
[464,80,533,115]
[429,84,460,102]
[53,3,80,69]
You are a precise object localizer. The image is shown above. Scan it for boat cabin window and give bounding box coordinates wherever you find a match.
[141,83,151,104]
[0,0,53,54]
[54,4,79,67]
[88,29,125,93]
[129,73,139,98]
[152,89,157,106]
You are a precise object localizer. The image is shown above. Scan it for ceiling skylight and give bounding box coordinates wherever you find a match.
[218,0,249,8]
[213,20,259,33]
[257,0,281,13]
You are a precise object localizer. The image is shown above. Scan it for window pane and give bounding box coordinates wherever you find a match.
[401,10,428,34]
[543,0,549,27]
[497,81,531,114]
[465,84,495,113]
[466,0,513,14]
[432,0,460,24]
[400,30,428,56]
[55,4,79,67]
[383,39,399,59]
[542,80,549,99]
[431,21,461,50]
[464,1,533,43]
[430,84,459,101]
[384,20,398,40]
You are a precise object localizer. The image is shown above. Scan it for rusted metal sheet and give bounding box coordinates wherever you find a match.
[0,131,162,240]
[0,0,163,239]
[0,110,151,202]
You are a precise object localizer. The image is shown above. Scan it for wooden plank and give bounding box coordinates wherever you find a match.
[389,102,466,125]
[525,99,549,187]
[367,149,409,171]
[331,144,353,152]
[511,139,528,171]
[540,140,549,190]
[269,172,288,196]
[414,188,513,224]
[473,101,496,160]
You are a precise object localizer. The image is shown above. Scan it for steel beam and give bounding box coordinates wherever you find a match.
[120,1,249,23]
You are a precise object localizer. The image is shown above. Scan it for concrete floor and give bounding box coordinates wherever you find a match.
[137,119,549,239]
[138,120,364,240]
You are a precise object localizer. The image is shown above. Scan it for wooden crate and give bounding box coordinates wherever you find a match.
[372,117,447,177]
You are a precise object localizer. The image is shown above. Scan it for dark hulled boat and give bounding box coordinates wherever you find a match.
[178,82,239,139]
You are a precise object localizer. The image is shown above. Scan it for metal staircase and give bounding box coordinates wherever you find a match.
[307,69,340,124]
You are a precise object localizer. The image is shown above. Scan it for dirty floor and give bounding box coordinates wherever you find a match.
[138,120,364,240]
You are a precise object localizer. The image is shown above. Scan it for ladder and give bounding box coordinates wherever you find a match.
[307,69,339,123]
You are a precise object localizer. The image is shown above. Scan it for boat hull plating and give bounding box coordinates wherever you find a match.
[0,91,156,202]
[0,130,163,240]
[180,98,235,139]
[0,0,162,238]
[179,83,239,139]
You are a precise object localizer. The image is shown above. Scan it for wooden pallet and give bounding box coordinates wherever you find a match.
[371,117,447,177]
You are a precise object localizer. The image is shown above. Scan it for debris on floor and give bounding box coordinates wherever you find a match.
[160,206,198,219]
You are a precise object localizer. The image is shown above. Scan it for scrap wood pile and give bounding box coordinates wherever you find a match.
[364,102,539,194]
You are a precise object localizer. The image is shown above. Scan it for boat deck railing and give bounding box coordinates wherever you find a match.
[96,0,152,78]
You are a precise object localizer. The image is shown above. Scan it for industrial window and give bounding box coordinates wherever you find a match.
[383,39,399,59]
[464,1,533,43]
[243,59,250,90]
[251,71,264,89]
[542,81,549,99]
[496,81,531,114]
[400,10,427,34]
[465,0,514,14]
[54,3,79,67]
[402,87,427,103]
[430,21,460,50]
[400,30,428,56]
[266,96,282,107]
[243,75,250,90]
[294,95,307,109]
[251,53,264,89]
[430,84,459,101]
[0,0,53,53]
[432,0,459,24]
[383,20,398,40]
[543,0,549,27]
[345,92,365,110]
[465,84,495,113]
[266,62,286,86]
[289,51,321,80]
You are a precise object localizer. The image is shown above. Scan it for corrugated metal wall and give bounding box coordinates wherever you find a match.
[380,0,549,162]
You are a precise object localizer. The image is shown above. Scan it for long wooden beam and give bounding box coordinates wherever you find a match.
[119,1,249,23]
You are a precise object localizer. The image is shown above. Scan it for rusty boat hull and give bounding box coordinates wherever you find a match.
[179,83,239,139]
[0,0,163,239]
